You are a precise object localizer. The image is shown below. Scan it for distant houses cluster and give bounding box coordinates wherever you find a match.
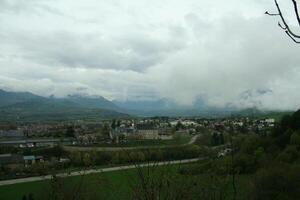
[0,117,276,146]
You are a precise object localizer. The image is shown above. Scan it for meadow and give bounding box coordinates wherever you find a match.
[0,162,252,200]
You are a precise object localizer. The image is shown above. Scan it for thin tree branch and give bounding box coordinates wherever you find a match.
[285,30,300,43]
[278,22,287,30]
[265,11,280,16]
[274,0,300,39]
[292,0,300,26]
[266,0,300,43]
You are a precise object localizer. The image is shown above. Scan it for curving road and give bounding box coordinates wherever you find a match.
[0,158,201,186]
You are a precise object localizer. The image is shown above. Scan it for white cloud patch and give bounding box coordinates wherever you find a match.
[0,0,299,110]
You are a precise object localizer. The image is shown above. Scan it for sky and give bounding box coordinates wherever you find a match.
[0,0,300,110]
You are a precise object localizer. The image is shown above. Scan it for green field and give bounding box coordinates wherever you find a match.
[0,169,135,200]
[0,163,252,200]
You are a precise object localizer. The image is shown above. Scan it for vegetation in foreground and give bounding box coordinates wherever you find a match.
[0,163,252,200]
[1,110,300,199]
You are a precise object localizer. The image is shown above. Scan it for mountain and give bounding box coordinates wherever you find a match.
[0,89,44,107]
[113,99,172,111]
[0,90,129,122]
[66,94,120,111]
[0,89,288,120]
[113,98,286,118]
[113,98,234,117]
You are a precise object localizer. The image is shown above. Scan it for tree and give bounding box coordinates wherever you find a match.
[111,119,116,130]
[65,126,75,138]
[211,132,219,146]
[101,123,111,139]
[266,0,300,43]
[252,164,300,200]
[175,121,183,131]
[290,131,300,145]
[219,133,225,145]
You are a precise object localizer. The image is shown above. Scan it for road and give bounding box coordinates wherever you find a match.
[0,158,200,186]
[64,135,200,152]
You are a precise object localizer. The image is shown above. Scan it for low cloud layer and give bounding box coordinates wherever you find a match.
[0,0,300,110]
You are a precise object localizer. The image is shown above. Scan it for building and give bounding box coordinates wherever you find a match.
[136,123,159,139]
[23,155,44,167]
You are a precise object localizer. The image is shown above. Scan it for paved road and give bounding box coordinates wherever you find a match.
[0,158,200,186]
[64,135,200,152]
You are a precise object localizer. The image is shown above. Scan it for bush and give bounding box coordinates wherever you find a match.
[252,164,300,200]
[277,145,299,163]
[95,152,112,165]
[129,152,145,162]
[290,131,300,146]
[147,149,163,161]
[234,153,256,174]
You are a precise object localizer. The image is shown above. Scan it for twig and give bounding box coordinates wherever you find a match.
[266,0,300,43]
[292,0,300,26]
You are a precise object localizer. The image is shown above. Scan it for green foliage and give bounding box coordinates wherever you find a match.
[234,153,256,174]
[272,110,300,148]
[101,123,110,138]
[129,152,145,162]
[33,145,66,158]
[0,146,18,154]
[277,145,299,163]
[65,126,75,137]
[94,152,112,165]
[239,135,260,154]
[211,132,225,146]
[290,131,300,145]
[252,164,300,200]
[175,121,183,130]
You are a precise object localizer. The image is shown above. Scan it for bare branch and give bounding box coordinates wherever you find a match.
[274,0,300,39]
[265,11,279,16]
[278,22,287,30]
[292,0,300,26]
[285,30,300,43]
[266,0,300,43]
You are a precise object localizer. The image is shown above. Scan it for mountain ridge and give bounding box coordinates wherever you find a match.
[0,89,129,122]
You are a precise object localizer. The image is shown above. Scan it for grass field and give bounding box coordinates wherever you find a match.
[0,162,252,200]
[0,169,135,200]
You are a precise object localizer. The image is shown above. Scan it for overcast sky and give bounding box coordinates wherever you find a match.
[0,0,300,110]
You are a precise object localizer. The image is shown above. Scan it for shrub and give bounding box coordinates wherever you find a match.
[290,131,300,146]
[277,145,299,163]
[251,164,300,200]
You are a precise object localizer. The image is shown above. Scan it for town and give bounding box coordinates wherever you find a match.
[0,116,275,179]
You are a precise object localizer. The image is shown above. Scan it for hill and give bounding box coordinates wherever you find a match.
[0,89,44,107]
[66,94,120,111]
[0,90,129,122]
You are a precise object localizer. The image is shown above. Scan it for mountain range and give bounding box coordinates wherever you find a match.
[0,89,288,122]
[0,89,128,122]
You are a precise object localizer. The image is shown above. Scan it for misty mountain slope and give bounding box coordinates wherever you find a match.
[0,89,44,107]
[0,99,129,122]
[113,98,232,117]
[0,90,129,121]
[66,94,120,111]
[113,99,172,111]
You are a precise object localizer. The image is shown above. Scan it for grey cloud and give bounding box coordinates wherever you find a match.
[0,0,300,110]
[1,29,186,72]
[0,0,62,16]
[149,14,300,110]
